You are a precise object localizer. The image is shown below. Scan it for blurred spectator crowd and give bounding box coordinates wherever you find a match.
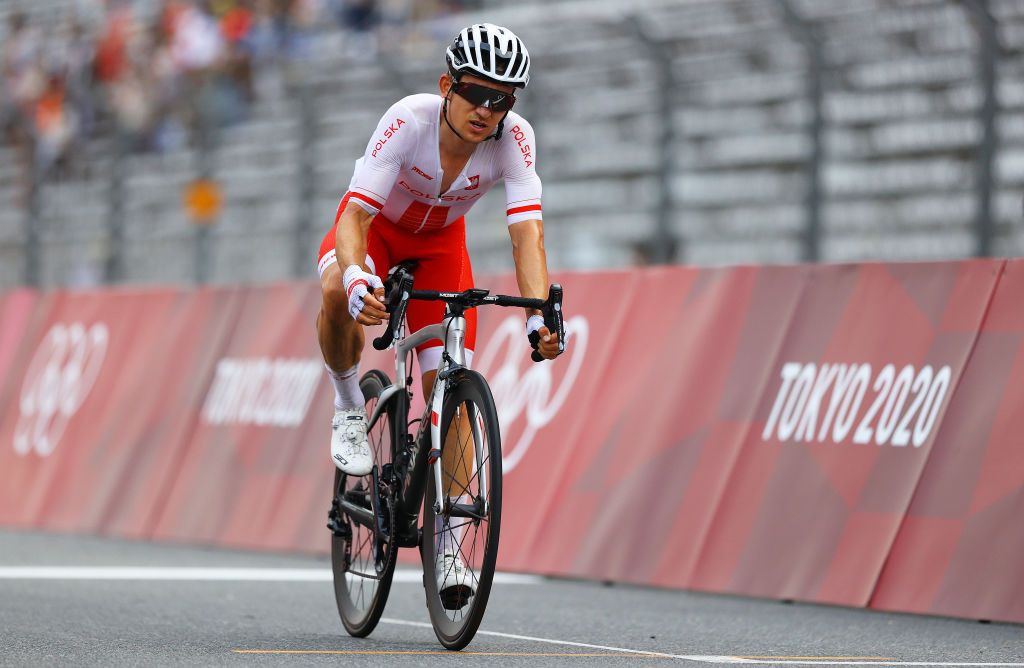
[1,0,481,192]
[1,0,319,184]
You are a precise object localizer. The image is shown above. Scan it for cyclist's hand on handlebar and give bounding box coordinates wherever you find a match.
[535,326,561,359]
[358,288,388,326]
[527,315,561,360]
[343,265,389,326]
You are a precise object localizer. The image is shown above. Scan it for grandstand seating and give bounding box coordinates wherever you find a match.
[1,0,1022,288]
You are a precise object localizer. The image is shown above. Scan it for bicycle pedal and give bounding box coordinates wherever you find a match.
[326,516,350,538]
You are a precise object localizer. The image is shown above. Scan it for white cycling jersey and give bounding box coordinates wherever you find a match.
[346,93,542,232]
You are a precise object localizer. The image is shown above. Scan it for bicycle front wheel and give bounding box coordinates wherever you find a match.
[421,369,503,650]
[331,369,398,638]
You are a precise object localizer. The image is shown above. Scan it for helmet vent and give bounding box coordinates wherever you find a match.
[445,23,530,88]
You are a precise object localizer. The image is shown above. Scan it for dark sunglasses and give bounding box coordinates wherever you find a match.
[451,81,516,112]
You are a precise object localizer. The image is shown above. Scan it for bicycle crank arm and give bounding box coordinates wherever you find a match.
[338,498,375,531]
[368,466,391,568]
[326,510,351,539]
[343,568,384,581]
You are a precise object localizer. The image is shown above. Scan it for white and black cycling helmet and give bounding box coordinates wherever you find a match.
[445,23,530,89]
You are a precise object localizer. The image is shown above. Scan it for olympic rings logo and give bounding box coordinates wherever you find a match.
[13,322,109,457]
[475,315,588,473]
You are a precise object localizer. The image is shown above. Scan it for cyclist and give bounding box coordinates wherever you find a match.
[316,24,561,596]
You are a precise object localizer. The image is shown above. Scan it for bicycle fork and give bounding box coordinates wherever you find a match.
[427,314,489,520]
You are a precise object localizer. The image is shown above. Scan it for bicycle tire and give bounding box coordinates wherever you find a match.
[331,369,399,638]
[421,369,502,650]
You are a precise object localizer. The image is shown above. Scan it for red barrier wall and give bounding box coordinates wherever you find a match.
[2,259,1022,624]
[694,261,999,605]
[871,259,1024,620]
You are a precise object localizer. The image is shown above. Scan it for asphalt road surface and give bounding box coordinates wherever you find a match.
[1,530,1022,667]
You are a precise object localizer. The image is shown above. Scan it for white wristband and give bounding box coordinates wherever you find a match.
[342,264,383,320]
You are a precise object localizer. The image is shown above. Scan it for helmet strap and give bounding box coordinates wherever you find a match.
[442,89,471,143]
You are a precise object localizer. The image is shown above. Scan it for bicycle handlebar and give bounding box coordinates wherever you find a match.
[405,288,544,310]
[531,283,565,363]
[372,268,565,363]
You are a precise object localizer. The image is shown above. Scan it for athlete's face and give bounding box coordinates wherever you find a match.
[440,73,516,143]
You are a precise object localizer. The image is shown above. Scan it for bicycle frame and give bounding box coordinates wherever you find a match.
[343,272,559,551]
[365,309,487,547]
[331,272,562,648]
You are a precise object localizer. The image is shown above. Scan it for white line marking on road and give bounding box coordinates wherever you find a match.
[4,569,1018,667]
[380,618,745,662]
[0,567,541,584]
[380,618,1024,666]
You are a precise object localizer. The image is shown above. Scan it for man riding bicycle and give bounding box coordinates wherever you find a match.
[316,23,561,598]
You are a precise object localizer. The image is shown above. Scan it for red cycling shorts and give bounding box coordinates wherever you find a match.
[318,193,477,370]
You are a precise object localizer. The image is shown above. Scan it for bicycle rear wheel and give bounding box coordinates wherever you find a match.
[331,369,398,637]
[421,369,502,650]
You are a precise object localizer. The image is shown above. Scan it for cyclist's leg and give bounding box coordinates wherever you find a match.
[377,218,477,507]
[317,195,391,392]
[371,217,475,399]
[318,197,393,473]
[402,219,477,397]
[404,231,487,605]
[318,263,363,375]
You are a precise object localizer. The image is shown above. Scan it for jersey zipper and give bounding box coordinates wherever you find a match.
[415,116,444,234]
[414,180,443,233]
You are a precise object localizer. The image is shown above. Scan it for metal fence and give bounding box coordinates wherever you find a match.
[2,0,1022,290]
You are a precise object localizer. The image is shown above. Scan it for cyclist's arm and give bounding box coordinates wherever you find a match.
[339,97,411,249]
[501,115,545,313]
[336,201,375,272]
[509,219,560,360]
[508,219,548,317]
[336,202,387,324]
[337,100,412,323]
[501,117,558,359]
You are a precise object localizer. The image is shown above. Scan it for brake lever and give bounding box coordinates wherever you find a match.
[531,283,564,363]
[372,271,412,351]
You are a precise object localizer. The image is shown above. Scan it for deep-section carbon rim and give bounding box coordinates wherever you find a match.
[331,369,398,638]
[421,370,503,650]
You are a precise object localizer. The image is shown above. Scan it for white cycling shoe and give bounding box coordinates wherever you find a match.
[435,550,478,610]
[331,408,372,476]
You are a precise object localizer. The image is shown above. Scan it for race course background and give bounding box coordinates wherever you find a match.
[3,529,1023,666]
[2,258,1024,624]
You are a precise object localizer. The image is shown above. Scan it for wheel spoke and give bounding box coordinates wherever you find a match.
[433,394,496,625]
[420,375,502,648]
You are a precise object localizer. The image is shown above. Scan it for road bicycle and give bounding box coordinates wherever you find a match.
[327,262,564,650]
